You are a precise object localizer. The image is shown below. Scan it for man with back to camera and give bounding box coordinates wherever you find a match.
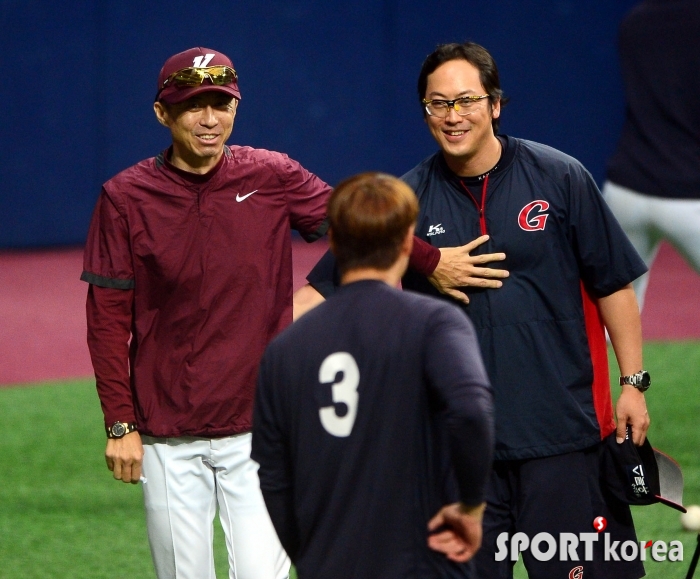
[299,42,650,578]
[252,172,495,579]
[603,0,700,311]
[81,45,509,579]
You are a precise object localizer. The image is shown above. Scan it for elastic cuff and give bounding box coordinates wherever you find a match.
[81,271,135,289]
[409,237,441,275]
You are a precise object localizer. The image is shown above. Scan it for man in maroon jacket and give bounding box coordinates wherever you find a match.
[82,46,508,579]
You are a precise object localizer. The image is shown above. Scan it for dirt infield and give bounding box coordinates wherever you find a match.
[1,240,698,386]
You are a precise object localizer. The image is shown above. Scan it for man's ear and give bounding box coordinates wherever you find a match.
[153,101,170,127]
[491,97,501,119]
[327,227,336,256]
[401,224,415,257]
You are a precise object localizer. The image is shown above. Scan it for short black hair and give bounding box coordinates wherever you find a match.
[417,42,509,133]
[328,173,419,274]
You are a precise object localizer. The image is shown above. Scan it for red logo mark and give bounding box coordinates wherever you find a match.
[569,566,584,579]
[593,516,607,533]
[644,540,653,549]
[518,200,550,231]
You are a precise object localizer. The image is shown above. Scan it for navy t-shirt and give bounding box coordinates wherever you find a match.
[252,280,494,579]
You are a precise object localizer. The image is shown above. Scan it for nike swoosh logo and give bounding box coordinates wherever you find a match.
[236,189,258,202]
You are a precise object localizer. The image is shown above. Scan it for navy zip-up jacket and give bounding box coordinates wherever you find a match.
[308,136,647,461]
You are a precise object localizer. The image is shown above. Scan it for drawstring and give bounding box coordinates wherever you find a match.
[460,174,489,235]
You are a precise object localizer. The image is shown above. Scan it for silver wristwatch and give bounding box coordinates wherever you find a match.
[619,370,650,392]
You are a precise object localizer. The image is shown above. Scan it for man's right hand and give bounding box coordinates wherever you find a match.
[427,502,486,563]
[105,431,144,484]
[429,235,508,304]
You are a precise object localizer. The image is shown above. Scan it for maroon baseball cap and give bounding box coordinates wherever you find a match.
[156,47,241,104]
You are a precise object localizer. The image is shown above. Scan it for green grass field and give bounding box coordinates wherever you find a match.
[1,341,699,579]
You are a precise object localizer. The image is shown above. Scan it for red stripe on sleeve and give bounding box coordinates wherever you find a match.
[580,281,616,440]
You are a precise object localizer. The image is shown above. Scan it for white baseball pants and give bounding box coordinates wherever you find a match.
[141,432,290,579]
[603,180,700,310]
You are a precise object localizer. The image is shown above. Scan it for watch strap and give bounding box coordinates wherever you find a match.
[106,421,139,439]
[619,370,650,391]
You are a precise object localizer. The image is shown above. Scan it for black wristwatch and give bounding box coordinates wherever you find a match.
[619,371,651,392]
[106,421,139,439]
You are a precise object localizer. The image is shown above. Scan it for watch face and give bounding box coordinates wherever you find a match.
[640,372,651,388]
[111,423,126,438]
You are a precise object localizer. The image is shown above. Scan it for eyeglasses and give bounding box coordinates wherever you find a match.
[422,95,490,118]
[160,65,238,91]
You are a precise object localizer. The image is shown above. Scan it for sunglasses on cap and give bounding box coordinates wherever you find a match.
[160,65,238,91]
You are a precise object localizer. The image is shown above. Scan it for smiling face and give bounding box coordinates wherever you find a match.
[154,92,237,174]
[424,59,501,176]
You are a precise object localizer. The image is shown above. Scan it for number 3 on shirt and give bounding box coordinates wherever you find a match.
[318,352,359,437]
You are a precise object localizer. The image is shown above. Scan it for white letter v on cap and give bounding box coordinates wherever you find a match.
[193,54,215,67]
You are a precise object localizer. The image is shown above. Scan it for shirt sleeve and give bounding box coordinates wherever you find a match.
[306,249,340,298]
[423,304,495,506]
[86,284,135,427]
[410,236,441,275]
[251,349,300,561]
[82,188,136,428]
[281,157,332,242]
[81,188,134,289]
[306,239,441,298]
[567,164,647,296]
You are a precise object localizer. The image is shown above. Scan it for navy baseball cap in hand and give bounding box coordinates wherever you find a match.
[600,425,686,513]
[156,47,241,104]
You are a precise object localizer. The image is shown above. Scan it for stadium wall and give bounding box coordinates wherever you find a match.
[0,0,637,248]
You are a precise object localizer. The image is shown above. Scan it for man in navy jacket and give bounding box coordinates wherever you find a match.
[299,43,649,579]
